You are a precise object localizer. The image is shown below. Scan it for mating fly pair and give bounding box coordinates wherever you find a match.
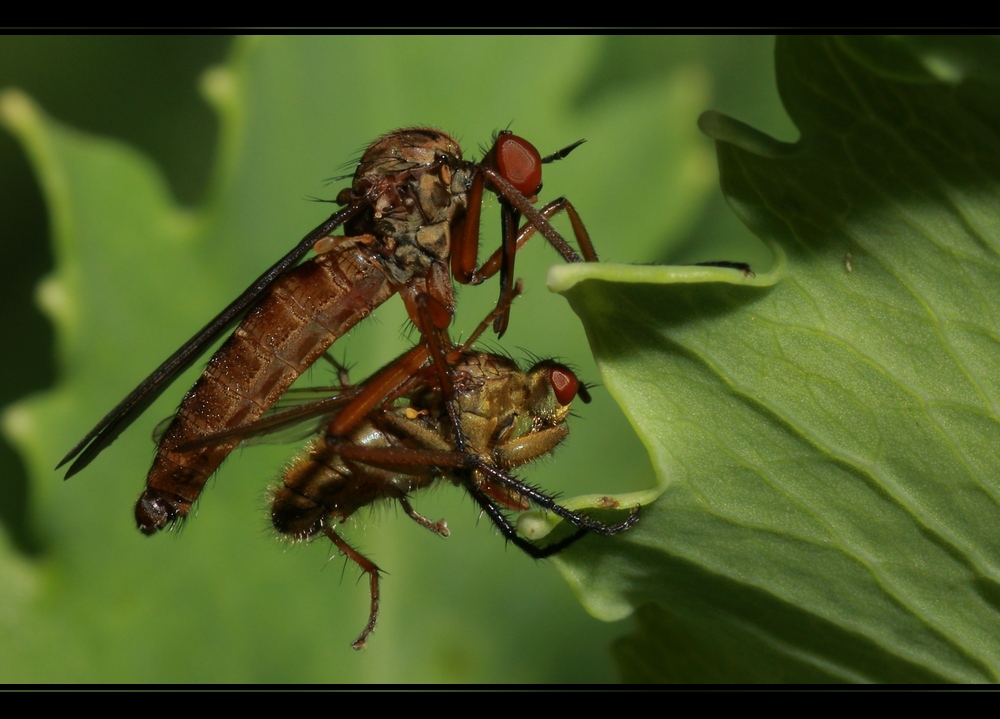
[209,286,637,648]
[58,127,639,648]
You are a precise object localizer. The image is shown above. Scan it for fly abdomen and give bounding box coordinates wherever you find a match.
[271,426,393,540]
[137,242,395,533]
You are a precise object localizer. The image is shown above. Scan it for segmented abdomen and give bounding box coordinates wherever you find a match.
[135,242,396,533]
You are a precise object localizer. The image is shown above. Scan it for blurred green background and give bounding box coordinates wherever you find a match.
[0,36,788,683]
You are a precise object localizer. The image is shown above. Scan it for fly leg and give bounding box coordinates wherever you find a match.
[462,476,589,559]
[328,434,638,554]
[405,279,526,455]
[321,520,382,650]
[398,496,450,537]
[471,196,598,283]
[317,351,353,389]
[452,135,595,336]
[461,196,597,336]
[466,458,640,538]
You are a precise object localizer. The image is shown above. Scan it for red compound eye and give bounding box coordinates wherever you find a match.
[549,365,580,406]
[495,133,543,197]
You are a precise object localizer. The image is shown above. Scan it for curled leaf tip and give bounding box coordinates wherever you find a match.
[698,110,796,159]
[200,67,237,108]
[549,261,778,295]
[0,88,38,133]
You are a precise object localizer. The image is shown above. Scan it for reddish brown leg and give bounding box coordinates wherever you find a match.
[324,345,431,438]
[450,136,595,337]
[473,197,598,283]
[479,169,591,266]
[399,496,450,537]
[402,280,525,454]
[326,281,523,443]
[487,137,588,333]
[493,197,519,336]
[470,196,597,336]
[468,136,592,286]
[456,279,524,353]
[450,170,486,285]
[414,300,467,451]
[321,521,382,650]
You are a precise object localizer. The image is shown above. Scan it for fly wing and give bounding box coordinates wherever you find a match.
[168,385,364,453]
[57,202,367,478]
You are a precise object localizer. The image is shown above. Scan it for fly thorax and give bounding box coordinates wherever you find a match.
[417,221,452,259]
[416,164,469,225]
[383,242,433,284]
[457,412,493,457]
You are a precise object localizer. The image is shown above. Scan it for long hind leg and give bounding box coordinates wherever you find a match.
[321,521,382,650]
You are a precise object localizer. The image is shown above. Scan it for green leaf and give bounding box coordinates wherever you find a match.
[0,36,745,683]
[551,36,1000,682]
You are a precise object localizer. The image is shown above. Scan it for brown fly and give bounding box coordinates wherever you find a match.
[57,128,597,534]
[177,291,639,649]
